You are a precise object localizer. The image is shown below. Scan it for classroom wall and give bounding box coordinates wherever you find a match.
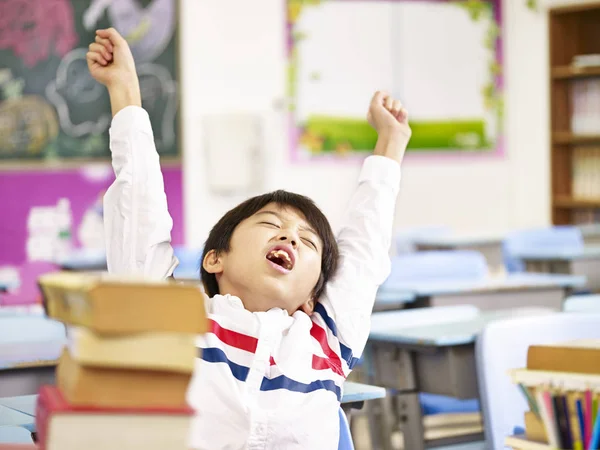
[179,0,560,246]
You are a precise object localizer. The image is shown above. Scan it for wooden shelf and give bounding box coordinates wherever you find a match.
[552,65,600,79]
[552,132,600,145]
[554,197,600,209]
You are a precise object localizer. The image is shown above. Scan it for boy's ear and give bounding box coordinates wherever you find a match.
[202,250,224,275]
[299,298,316,315]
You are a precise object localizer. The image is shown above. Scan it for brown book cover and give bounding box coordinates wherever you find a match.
[525,411,547,443]
[56,349,191,409]
[527,339,600,374]
[39,272,207,335]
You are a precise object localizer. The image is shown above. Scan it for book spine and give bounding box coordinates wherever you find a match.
[35,390,50,450]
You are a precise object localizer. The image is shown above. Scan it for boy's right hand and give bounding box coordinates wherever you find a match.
[87,28,137,89]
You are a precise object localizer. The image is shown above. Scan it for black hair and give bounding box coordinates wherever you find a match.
[200,190,339,301]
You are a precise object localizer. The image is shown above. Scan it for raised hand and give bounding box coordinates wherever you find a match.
[368,91,412,164]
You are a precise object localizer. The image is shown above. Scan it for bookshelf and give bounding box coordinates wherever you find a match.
[549,3,600,225]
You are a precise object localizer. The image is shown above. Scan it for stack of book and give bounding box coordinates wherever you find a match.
[571,79,600,136]
[572,147,600,201]
[505,339,600,450]
[35,272,207,450]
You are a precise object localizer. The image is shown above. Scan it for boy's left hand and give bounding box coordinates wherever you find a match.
[368,91,412,164]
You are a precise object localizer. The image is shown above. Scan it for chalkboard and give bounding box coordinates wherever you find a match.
[0,0,179,162]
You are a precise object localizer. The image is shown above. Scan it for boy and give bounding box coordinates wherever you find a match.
[88,28,410,449]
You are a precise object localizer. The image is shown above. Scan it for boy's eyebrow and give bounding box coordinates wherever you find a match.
[255,210,319,237]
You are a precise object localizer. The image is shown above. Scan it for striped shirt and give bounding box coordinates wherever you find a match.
[104,106,401,449]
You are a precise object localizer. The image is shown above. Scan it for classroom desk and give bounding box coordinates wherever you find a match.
[413,233,505,274]
[57,249,107,271]
[579,223,600,245]
[380,273,586,312]
[374,290,416,312]
[367,307,553,450]
[517,246,600,292]
[0,380,383,434]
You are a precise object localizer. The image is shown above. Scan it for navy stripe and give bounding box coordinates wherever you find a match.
[260,375,342,401]
[340,344,361,369]
[314,303,361,369]
[314,302,338,336]
[200,347,250,382]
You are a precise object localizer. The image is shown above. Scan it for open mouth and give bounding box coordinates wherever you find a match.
[266,247,294,271]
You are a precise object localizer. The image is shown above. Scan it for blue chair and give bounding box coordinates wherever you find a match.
[338,408,354,450]
[173,246,203,279]
[563,294,600,312]
[476,312,600,450]
[0,426,34,444]
[381,250,488,289]
[502,226,584,273]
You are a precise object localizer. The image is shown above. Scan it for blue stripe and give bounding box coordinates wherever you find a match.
[314,302,361,369]
[260,375,342,401]
[314,302,338,337]
[340,344,361,370]
[200,347,250,382]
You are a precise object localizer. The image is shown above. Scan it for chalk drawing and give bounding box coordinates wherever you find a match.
[137,63,177,150]
[46,48,110,138]
[0,0,78,67]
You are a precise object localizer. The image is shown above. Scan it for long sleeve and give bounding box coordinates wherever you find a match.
[103,106,178,278]
[312,155,400,371]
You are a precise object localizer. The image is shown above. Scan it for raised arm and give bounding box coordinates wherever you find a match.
[87,28,178,278]
[314,92,410,369]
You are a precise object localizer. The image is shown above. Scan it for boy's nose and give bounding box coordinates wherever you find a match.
[278,234,298,248]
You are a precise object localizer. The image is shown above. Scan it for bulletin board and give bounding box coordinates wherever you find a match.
[0,0,179,162]
[286,0,504,161]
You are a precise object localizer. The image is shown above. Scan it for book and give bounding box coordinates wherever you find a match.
[527,340,600,375]
[38,272,207,334]
[525,411,547,442]
[56,348,191,408]
[36,385,192,450]
[67,326,196,374]
[504,435,551,450]
[422,411,482,428]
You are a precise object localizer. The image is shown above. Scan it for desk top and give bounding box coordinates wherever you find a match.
[0,381,384,413]
[379,273,586,297]
[375,289,416,307]
[0,396,35,417]
[413,232,504,248]
[341,382,386,403]
[369,306,554,346]
[517,246,600,262]
[57,249,107,271]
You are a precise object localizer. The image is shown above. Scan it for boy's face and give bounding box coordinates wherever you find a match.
[202,203,323,314]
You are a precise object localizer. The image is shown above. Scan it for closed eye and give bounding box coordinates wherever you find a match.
[301,237,317,250]
[260,221,280,228]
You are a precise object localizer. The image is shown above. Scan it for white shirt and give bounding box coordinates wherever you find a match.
[104,106,401,450]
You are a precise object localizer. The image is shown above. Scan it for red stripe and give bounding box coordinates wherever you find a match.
[310,322,344,376]
[209,319,258,353]
[269,356,276,366]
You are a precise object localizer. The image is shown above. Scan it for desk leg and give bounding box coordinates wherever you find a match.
[368,394,396,450]
[394,392,425,450]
